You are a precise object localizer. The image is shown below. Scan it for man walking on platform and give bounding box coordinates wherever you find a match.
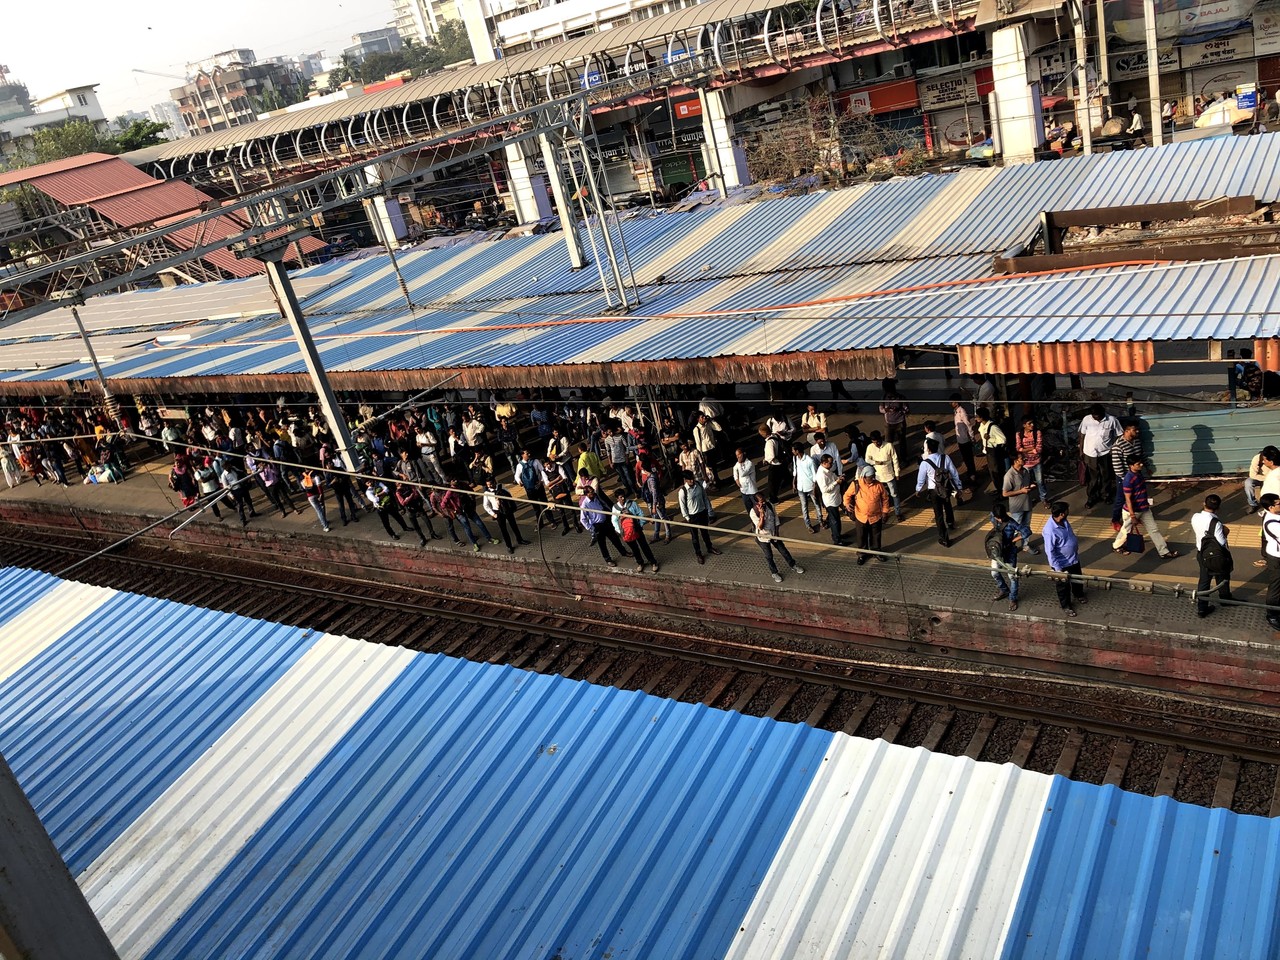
[1112,455,1180,559]
[974,407,1007,495]
[678,470,722,564]
[914,438,962,548]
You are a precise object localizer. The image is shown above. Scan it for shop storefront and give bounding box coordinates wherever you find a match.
[917,67,994,154]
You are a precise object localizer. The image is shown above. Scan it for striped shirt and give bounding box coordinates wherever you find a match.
[1121,470,1151,513]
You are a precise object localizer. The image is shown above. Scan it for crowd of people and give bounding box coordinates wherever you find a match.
[2,408,130,490]
[2,377,1277,628]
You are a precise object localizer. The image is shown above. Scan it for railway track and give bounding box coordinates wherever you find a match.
[4,528,1280,817]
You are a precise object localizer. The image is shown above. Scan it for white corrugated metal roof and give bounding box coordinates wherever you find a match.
[3,566,1280,959]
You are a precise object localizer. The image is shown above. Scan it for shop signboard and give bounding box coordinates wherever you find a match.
[674,99,702,119]
[1181,32,1255,68]
[1112,0,1257,42]
[1110,47,1183,78]
[919,73,979,110]
[1191,60,1259,99]
[933,106,987,148]
[1237,81,1259,107]
[1255,0,1280,55]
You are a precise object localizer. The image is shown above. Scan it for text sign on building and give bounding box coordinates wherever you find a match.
[1255,0,1280,55]
[919,73,979,110]
[1181,32,1255,68]
[674,99,703,119]
[1110,47,1183,79]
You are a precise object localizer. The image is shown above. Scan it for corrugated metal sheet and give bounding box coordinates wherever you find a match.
[1256,337,1280,372]
[1005,779,1280,959]
[4,566,1280,959]
[0,152,120,189]
[0,155,155,204]
[87,180,208,229]
[958,340,1155,375]
[1141,406,1278,476]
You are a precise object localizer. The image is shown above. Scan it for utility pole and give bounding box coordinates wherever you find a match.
[70,304,120,424]
[236,233,358,468]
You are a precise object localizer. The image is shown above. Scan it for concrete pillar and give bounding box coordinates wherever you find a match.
[362,164,408,247]
[698,88,751,193]
[0,752,120,959]
[991,24,1044,165]
[503,142,553,225]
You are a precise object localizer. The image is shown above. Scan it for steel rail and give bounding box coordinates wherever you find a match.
[5,533,1278,770]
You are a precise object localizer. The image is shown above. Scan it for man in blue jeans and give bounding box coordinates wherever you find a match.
[1001,452,1040,555]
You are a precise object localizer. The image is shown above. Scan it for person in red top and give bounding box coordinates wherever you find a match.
[1015,416,1048,503]
[1112,454,1180,559]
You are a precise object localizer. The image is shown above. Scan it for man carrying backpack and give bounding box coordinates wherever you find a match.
[1191,494,1233,618]
[914,438,962,548]
[988,502,1025,612]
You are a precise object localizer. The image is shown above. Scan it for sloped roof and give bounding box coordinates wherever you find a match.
[4,565,1280,959]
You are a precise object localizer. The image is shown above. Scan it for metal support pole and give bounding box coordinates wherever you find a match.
[1073,0,1093,155]
[1096,0,1110,120]
[262,258,358,468]
[0,752,121,960]
[1143,0,1165,146]
[70,304,120,423]
[539,132,586,269]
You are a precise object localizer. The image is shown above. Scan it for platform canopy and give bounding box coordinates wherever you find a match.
[4,136,1280,396]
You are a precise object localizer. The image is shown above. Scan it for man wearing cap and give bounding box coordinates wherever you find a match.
[846,464,892,564]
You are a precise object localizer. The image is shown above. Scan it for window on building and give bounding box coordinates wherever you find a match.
[76,93,88,106]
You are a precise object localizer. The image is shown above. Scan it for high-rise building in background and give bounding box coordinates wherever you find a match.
[390,0,461,45]
[148,100,187,139]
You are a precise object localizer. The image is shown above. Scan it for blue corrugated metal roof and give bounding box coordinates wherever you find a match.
[1004,778,1280,959]
[9,136,1280,385]
[3,566,1280,959]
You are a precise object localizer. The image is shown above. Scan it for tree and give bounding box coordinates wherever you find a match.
[435,21,473,65]
[113,118,170,152]
[27,120,115,165]
[358,51,411,83]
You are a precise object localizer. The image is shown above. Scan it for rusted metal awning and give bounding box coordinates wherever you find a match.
[958,341,1155,375]
[1255,338,1280,372]
[0,348,898,399]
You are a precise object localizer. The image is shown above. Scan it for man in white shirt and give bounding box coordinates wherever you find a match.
[949,393,977,485]
[1078,404,1121,508]
[1261,493,1280,630]
[809,431,841,470]
[1191,494,1232,618]
[1246,449,1274,511]
[974,407,1008,494]
[732,447,758,513]
[815,454,844,546]
[864,430,903,520]
[758,424,788,503]
[792,440,821,533]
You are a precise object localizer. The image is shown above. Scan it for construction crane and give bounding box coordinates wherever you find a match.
[131,67,189,82]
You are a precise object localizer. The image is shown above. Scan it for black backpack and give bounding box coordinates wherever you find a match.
[926,456,957,500]
[985,524,1008,561]
[1198,517,1233,575]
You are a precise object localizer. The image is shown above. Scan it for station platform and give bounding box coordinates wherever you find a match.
[1,439,1276,706]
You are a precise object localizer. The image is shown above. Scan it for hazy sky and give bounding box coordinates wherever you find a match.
[5,0,395,118]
